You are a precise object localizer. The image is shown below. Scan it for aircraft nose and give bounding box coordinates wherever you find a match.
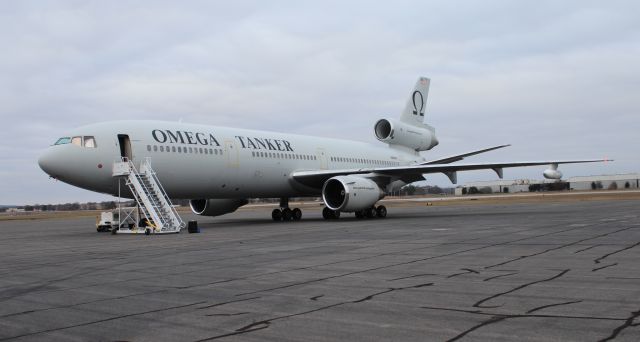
[38,149,54,176]
[38,148,64,178]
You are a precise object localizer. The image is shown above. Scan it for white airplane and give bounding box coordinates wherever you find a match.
[38,77,605,221]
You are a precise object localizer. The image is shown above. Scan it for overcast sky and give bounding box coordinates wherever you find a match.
[1,1,639,205]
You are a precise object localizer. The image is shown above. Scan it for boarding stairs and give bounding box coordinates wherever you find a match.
[112,158,185,234]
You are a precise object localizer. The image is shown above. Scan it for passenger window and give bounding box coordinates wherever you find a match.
[54,137,71,145]
[147,145,151,152]
[71,136,82,146]
[84,136,97,148]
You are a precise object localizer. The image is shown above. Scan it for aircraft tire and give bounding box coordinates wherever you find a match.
[282,208,293,221]
[355,211,364,219]
[376,205,387,218]
[272,209,282,221]
[292,208,302,221]
[322,207,332,220]
[333,210,341,219]
[365,207,375,218]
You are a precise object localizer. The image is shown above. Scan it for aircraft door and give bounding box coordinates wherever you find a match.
[224,140,239,167]
[316,148,328,169]
[117,134,132,161]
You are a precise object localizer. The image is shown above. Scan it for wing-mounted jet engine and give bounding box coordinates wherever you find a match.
[321,175,387,219]
[190,199,248,216]
[543,163,563,180]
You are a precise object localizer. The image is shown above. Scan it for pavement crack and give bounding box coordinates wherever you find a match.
[526,300,582,314]
[473,269,570,308]
[197,296,261,310]
[198,283,433,341]
[594,241,640,264]
[0,301,207,341]
[574,244,602,253]
[483,272,519,282]
[387,273,438,281]
[446,315,508,342]
[421,305,627,341]
[0,289,168,319]
[592,263,618,272]
[447,268,479,279]
[485,226,635,269]
[206,312,249,317]
[598,309,640,342]
[234,224,604,297]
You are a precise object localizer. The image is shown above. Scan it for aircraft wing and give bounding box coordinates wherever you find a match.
[421,144,510,164]
[292,159,607,188]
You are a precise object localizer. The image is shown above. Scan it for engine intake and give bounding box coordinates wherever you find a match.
[374,118,438,151]
[190,199,248,216]
[322,176,384,212]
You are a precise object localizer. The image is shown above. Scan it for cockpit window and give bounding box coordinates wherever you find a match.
[54,137,71,145]
[53,136,97,147]
[71,136,82,146]
[84,136,97,148]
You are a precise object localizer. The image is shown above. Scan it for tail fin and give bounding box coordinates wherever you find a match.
[399,77,430,126]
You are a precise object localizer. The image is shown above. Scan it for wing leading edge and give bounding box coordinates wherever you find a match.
[292,159,607,188]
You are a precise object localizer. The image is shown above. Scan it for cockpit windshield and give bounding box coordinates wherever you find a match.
[53,136,97,148]
[54,137,71,145]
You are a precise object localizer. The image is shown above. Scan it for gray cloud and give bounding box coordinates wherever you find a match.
[1,1,638,204]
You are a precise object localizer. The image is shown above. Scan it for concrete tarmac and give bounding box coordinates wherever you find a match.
[0,199,639,341]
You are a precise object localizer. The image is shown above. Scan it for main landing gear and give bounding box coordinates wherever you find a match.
[272,198,302,222]
[323,205,387,220]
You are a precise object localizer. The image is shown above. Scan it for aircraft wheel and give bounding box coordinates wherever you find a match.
[322,207,332,220]
[272,209,282,221]
[292,208,302,221]
[282,208,293,221]
[365,207,375,218]
[355,211,364,219]
[145,228,151,235]
[376,205,387,218]
[332,210,341,219]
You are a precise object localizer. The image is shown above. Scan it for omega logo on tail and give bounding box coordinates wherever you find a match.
[412,91,424,116]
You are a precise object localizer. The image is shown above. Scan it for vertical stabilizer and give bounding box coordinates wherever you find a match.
[399,77,430,126]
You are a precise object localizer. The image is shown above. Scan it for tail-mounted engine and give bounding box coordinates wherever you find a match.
[374,118,438,151]
[322,175,384,212]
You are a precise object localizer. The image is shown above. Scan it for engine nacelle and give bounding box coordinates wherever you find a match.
[322,176,384,212]
[374,118,438,151]
[190,199,248,216]
[543,169,563,180]
[543,163,563,180]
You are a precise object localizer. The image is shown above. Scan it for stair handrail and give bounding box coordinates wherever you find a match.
[141,157,185,230]
[123,157,168,230]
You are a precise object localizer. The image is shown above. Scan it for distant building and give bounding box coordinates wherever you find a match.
[455,173,640,195]
[567,173,640,191]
